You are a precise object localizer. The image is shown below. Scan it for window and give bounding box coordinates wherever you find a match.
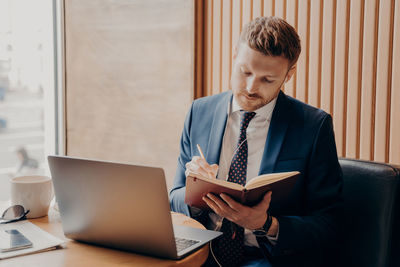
[0,0,61,201]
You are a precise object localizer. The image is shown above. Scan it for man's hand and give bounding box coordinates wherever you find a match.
[202,191,272,230]
[185,156,219,179]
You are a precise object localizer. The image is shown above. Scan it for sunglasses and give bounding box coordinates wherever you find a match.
[0,205,30,224]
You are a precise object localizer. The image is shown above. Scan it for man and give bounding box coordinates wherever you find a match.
[170,16,342,267]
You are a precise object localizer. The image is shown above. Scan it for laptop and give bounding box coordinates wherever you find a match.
[47,155,222,259]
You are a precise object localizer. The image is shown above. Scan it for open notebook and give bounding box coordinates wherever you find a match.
[0,221,65,260]
[185,171,300,209]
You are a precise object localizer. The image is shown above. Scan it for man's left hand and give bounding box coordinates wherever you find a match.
[202,191,272,230]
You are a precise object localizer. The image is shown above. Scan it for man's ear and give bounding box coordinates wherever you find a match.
[285,64,296,83]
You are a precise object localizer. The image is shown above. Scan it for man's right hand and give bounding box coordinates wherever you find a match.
[185,156,219,179]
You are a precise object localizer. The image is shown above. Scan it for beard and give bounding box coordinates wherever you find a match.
[234,90,277,111]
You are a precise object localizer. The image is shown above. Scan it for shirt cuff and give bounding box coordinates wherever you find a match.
[266,219,279,245]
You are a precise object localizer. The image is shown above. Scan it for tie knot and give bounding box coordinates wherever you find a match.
[240,111,256,130]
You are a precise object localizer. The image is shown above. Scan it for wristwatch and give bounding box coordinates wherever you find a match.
[252,212,272,237]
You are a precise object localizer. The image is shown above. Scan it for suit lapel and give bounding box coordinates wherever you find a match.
[206,91,232,165]
[258,91,292,174]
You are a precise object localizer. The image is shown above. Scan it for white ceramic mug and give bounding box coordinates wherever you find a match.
[10,175,54,218]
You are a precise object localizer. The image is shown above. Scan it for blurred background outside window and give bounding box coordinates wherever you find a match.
[0,0,59,200]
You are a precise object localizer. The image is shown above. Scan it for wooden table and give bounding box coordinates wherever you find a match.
[0,204,209,267]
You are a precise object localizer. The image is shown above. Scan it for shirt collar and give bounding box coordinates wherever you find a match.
[228,95,277,121]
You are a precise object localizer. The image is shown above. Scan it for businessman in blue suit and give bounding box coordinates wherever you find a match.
[170,16,342,267]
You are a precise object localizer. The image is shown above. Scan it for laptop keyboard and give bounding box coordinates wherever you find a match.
[175,237,200,252]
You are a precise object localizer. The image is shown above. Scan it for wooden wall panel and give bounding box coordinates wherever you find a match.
[275,0,285,19]
[284,0,297,97]
[194,0,204,99]
[212,0,222,94]
[308,0,322,107]
[199,0,400,165]
[242,0,252,27]
[374,0,394,162]
[205,0,213,96]
[64,0,193,188]
[231,0,241,62]
[295,0,309,102]
[345,0,363,159]
[390,1,400,164]
[320,0,335,115]
[221,0,232,93]
[253,0,263,19]
[263,0,274,17]
[360,0,378,161]
[332,0,349,156]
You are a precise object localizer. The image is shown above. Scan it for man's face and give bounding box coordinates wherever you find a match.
[230,43,296,111]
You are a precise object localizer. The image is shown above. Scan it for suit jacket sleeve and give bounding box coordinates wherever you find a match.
[169,103,193,217]
[169,94,228,225]
[264,114,343,260]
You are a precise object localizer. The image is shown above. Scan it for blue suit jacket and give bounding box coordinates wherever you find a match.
[170,91,343,266]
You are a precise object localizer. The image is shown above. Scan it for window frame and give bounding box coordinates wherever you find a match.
[43,0,65,176]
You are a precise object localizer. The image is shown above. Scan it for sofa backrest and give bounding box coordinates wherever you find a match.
[339,158,400,267]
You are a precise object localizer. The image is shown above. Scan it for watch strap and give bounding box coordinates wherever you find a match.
[252,211,272,236]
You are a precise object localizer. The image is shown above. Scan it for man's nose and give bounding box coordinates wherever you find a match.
[246,78,258,93]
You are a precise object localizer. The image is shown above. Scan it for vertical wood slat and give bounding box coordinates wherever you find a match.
[320,0,335,115]
[308,0,322,107]
[274,0,285,19]
[275,0,286,93]
[374,0,394,162]
[232,0,241,57]
[221,0,232,92]
[242,0,252,26]
[263,0,274,17]
[360,0,379,161]
[295,0,309,102]
[274,0,285,93]
[284,0,297,97]
[205,0,213,96]
[333,0,350,156]
[212,0,222,94]
[390,0,400,164]
[253,0,263,18]
[200,0,400,165]
[345,0,363,158]
[194,0,204,99]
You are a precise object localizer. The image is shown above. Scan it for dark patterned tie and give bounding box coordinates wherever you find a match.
[213,111,256,267]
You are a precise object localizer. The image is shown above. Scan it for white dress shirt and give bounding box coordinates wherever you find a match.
[208,95,278,247]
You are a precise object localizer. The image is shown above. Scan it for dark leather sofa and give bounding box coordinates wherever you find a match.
[338,158,400,267]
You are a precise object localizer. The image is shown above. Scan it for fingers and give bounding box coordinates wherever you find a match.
[193,156,213,172]
[185,156,219,178]
[185,158,209,177]
[263,191,272,203]
[254,191,272,211]
[210,164,219,177]
[219,193,244,212]
[204,194,249,227]
[204,193,271,229]
[202,194,221,214]
[203,193,237,218]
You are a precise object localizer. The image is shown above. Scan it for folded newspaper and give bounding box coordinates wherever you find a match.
[0,220,65,260]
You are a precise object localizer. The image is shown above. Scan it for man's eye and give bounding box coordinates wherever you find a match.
[263,77,273,83]
[242,71,251,76]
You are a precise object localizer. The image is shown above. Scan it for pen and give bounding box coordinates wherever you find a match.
[196,144,206,160]
[196,144,213,178]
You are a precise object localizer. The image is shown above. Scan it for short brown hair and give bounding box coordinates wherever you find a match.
[239,16,301,67]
